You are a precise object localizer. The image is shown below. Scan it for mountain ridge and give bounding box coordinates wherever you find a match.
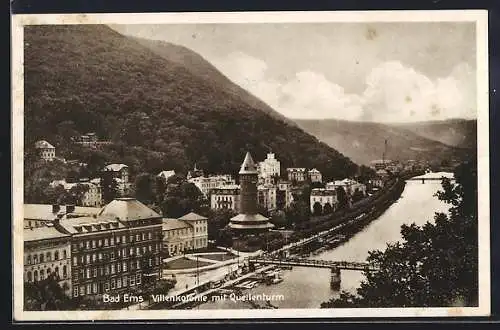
[294,118,475,166]
[24,24,358,181]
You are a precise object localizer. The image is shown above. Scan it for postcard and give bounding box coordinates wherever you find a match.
[11,10,490,321]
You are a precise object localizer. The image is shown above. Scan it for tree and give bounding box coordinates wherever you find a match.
[160,181,204,218]
[134,172,154,205]
[312,202,323,216]
[67,184,90,205]
[24,274,73,311]
[154,176,166,204]
[323,203,333,214]
[336,187,348,209]
[101,171,118,203]
[351,189,365,204]
[321,160,478,308]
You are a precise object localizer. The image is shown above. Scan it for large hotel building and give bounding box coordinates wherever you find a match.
[23,198,163,299]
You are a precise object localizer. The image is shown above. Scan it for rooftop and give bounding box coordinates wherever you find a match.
[104,164,128,172]
[24,204,101,221]
[35,140,55,149]
[24,226,70,242]
[57,215,125,234]
[239,152,258,174]
[178,212,208,222]
[162,218,192,231]
[98,198,161,222]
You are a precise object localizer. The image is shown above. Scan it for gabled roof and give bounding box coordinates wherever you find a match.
[98,198,161,222]
[158,170,176,178]
[239,152,257,174]
[104,164,128,172]
[35,140,55,149]
[308,168,321,173]
[162,218,192,231]
[178,212,208,221]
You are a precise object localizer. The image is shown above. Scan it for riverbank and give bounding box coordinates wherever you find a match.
[200,176,451,309]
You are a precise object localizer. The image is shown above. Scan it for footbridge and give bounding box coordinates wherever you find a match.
[407,172,455,184]
[248,257,379,272]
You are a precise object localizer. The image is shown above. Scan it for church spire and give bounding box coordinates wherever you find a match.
[239,151,257,174]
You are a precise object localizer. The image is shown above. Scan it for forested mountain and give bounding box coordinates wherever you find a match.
[295,119,475,166]
[130,36,295,126]
[24,25,358,180]
[392,119,477,149]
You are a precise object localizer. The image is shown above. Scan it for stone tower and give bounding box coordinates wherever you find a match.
[229,152,274,232]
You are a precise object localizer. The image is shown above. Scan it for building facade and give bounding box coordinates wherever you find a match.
[308,168,323,183]
[326,179,367,196]
[55,198,163,298]
[257,184,277,211]
[258,153,280,182]
[310,189,338,214]
[24,226,72,296]
[50,180,102,207]
[162,212,208,256]
[287,168,307,182]
[35,140,56,161]
[210,185,240,212]
[188,175,235,197]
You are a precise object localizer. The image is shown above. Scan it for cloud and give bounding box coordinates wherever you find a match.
[213,52,476,122]
[361,61,476,122]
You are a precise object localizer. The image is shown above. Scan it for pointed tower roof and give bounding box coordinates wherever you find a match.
[239,151,257,174]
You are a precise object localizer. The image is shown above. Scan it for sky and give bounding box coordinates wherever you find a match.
[111,22,477,123]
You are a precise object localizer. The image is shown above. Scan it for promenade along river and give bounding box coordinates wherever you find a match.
[200,175,453,309]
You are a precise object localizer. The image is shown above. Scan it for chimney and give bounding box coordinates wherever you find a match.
[52,204,60,213]
[66,204,75,213]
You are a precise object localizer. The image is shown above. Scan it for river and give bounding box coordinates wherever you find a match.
[199,175,453,309]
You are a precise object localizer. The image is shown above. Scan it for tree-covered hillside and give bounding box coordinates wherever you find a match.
[24,25,358,180]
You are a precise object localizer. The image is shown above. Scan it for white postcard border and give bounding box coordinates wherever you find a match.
[11,10,490,321]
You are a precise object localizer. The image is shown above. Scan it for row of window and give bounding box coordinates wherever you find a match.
[26,249,68,265]
[73,273,142,297]
[168,238,207,254]
[165,226,206,238]
[75,257,159,280]
[72,244,160,266]
[26,265,68,282]
[74,232,156,251]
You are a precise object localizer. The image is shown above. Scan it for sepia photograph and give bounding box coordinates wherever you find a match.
[11,10,489,320]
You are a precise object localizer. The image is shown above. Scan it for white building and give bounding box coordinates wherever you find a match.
[308,168,323,183]
[310,188,338,214]
[276,181,294,209]
[50,180,102,207]
[258,153,280,183]
[257,184,277,211]
[157,170,176,182]
[35,140,56,161]
[24,226,72,296]
[287,168,307,182]
[326,179,366,196]
[210,184,240,212]
[188,175,235,197]
[162,212,208,256]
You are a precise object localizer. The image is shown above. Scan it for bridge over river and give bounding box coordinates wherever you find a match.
[407,172,455,183]
[248,257,379,272]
